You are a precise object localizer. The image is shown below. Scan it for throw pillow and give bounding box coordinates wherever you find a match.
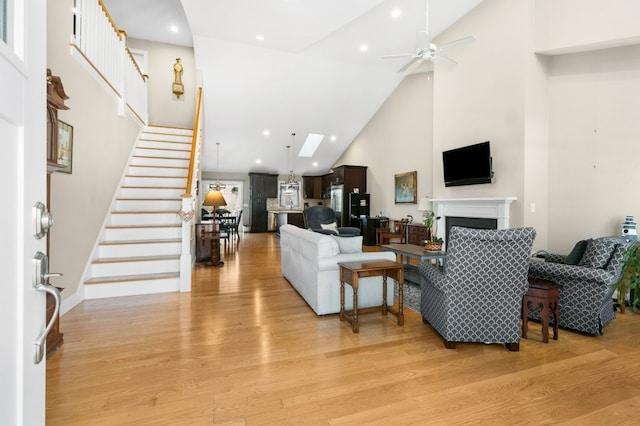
[331,235,363,253]
[578,238,618,269]
[320,222,338,235]
[565,239,589,265]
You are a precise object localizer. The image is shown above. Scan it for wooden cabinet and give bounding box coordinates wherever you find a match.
[407,223,430,245]
[321,173,333,198]
[333,165,367,226]
[302,175,323,199]
[334,165,367,195]
[249,173,278,232]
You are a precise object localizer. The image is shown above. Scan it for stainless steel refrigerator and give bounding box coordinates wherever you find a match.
[330,184,344,226]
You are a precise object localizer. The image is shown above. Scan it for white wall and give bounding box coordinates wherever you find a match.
[126,38,197,128]
[547,44,640,251]
[342,0,640,253]
[47,0,141,303]
[335,73,433,222]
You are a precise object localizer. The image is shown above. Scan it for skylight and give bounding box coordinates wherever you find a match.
[298,133,325,157]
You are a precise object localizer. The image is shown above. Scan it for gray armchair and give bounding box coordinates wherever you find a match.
[302,206,361,237]
[419,226,536,351]
[528,236,632,335]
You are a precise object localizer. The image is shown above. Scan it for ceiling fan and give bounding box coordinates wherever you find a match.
[382,0,475,73]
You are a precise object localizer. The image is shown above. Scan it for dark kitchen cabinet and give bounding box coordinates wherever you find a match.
[249,173,278,232]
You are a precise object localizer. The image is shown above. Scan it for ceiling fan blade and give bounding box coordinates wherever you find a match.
[381,53,415,59]
[398,57,421,73]
[424,0,431,48]
[432,55,457,67]
[437,36,475,53]
[404,58,425,74]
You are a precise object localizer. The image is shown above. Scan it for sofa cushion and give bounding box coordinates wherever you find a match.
[565,239,589,265]
[331,235,363,253]
[578,238,618,269]
[319,222,338,235]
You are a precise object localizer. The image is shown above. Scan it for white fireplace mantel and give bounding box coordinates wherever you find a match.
[430,197,517,239]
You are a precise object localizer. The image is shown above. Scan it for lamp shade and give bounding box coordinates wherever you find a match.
[418,197,430,212]
[203,190,227,207]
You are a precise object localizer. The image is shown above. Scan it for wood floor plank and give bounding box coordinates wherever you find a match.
[46,232,640,425]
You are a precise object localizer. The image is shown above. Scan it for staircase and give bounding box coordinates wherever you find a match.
[84,125,193,299]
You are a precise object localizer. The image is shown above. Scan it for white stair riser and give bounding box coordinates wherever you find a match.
[105,226,181,240]
[84,277,180,299]
[98,241,181,258]
[120,187,184,198]
[127,165,187,178]
[135,147,190,159]
[109,213,180,226]
[130,156,190,168]
[144,129,192,138]
[114,201,181,212]
[123,176,186,187]
[91,258,179,277]
[138,140,191,151]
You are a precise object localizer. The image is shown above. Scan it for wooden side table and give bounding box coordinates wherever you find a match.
[338,260,404,333]
[522,277,559,343]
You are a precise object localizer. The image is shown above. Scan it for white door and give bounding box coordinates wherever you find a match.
[0,0,48,424]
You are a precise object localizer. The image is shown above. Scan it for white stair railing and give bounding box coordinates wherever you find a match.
[72,0,148,123]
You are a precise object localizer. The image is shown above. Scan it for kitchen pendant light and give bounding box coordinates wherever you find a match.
[285,133,299,193]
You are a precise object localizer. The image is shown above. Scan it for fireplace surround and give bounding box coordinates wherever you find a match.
[430,197,517,248]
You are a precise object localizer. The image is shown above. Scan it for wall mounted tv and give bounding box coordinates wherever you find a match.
[442,141,493,187]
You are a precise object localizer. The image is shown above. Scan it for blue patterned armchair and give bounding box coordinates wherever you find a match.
[418,226,536,351]
[528,236,632,335]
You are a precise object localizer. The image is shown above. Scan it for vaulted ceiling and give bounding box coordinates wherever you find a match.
[103,0,482,175]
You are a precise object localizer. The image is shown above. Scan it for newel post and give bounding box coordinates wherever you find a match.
[177,194,195,292]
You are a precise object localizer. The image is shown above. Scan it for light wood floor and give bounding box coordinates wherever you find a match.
[47,232,640,425]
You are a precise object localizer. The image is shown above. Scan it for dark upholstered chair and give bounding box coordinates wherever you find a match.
[528,236,632,335]
[419,226,536,351]
[302,206,361,237]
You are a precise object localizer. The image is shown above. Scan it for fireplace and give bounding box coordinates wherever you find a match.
[445,216,497,244]
[430,197,516,249]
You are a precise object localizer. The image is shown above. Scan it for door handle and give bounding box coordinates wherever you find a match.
[32,252,62,364]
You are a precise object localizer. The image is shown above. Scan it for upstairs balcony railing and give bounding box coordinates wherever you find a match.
[71,0,148,123]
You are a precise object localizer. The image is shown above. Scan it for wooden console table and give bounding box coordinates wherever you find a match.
[338,260,404,333]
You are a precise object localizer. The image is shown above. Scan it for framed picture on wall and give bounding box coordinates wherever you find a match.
[394,171,417,204]
[57,120,73,174]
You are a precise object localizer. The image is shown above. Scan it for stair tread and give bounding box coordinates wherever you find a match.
[92,254,180,264]
[124,175,186,179]
[121,186,185,189]
[100,238,181,246]
[116,197,182,201]
[128,164,188,169]
[85,271,180,285]
[111,211,178,214]
[105,224,180,229]
[136,146,190,153]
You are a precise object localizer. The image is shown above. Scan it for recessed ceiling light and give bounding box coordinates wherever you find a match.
[256,35,265,41]
[360,44,368,52]
[170,25,179,33]
[330,135,337,141]
[263,130,270,136]
[256,159,262,164]
[391,8,402,18]
[312,162,318,167]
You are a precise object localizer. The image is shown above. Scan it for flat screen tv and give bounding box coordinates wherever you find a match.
[442,141,493,187]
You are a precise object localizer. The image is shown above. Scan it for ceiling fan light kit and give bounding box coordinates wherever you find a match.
[382,0,475,73]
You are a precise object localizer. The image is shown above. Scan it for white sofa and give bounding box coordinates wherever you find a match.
[279,224,398,315]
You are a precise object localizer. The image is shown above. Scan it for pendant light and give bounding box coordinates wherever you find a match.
[210,142,226,191]
[285,132,299,193]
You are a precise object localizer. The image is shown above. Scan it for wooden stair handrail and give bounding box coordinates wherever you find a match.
[184,87,203,197]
